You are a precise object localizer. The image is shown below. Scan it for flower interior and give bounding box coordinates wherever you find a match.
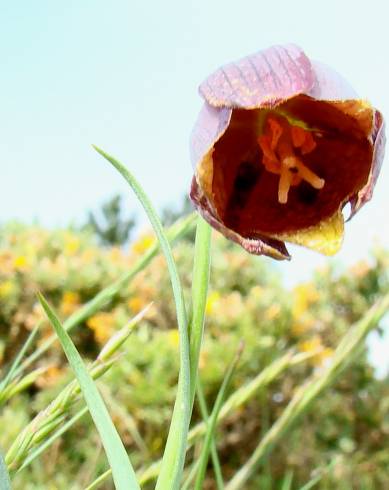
[206,95,373,240]
[258,114,325,204]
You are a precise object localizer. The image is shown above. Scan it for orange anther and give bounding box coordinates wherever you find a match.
[268,118,283,150]
[258,114,324,204]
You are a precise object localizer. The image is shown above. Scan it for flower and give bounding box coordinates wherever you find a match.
[60,291,81,315]
[190,44,385,259]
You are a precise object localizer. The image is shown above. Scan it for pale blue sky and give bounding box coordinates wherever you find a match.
[1,0,388,273]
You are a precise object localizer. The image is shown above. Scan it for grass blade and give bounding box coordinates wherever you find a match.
[0,323,40,395]
[226,292,389,490]
[194,345,243,490]
[189,217,211,405]
[93,146,190,490]
[297,458,337,490]
[38,293,140,490]
[84,469,113,490]
[15,213,196,380]
[281,470,294,490]
[0,452,11,490]
[196,381,224,489]
[18,406,88,473]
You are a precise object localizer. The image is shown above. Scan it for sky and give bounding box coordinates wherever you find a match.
[1,1,388,368]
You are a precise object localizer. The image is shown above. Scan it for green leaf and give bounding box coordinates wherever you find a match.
[0,451,11,490]
[297,459,337,490]
[93,146,190,490]
[194,345,243,490]
[0,323,40,397]
[189,217,212,405]
[38,293,140,490]
[196,381,224,490]
[17,407,89,473]
[281,471,294,490]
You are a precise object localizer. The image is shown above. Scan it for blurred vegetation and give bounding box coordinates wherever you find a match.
[0,217,389,489]
[86,194,137,246]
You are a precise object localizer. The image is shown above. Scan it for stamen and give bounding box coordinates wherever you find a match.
[278,166,292,204]
[257,115,325,204]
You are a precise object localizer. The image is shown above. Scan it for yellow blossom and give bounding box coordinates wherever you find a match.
[205,291,221,315]
[291,316,316,336]
[298,336,333,366]
[64,236,80,256]
[108,247,125,264]
[131,234,154,254]
[299,335,322,354]
[60,291,81,315]
[87,312,116,344]
[36,366,65,388]
[292,283,319,318]
[167,329,180,348]
[13,255,30,272]
[0,280,15,299]
[264,304,281,320]
[127,296,147,314]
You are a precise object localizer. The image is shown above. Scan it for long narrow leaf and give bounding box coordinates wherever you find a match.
[38,293,140,490]
[84,469,113,490]
[194,345,242,490]
[93,146,190,490]
[0,323,40,394]
[196,381,224,489]
[189,217,211,405]
[0,451,11,490]
[297,458,337,490]
[17,406,89,473]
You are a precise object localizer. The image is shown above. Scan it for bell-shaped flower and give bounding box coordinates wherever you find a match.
[190,44,385,259]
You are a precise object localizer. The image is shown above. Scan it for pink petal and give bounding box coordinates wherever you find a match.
[190,102,231,169]
[308,60,358,100]
[349,110,386,217]
[199,44,315,109]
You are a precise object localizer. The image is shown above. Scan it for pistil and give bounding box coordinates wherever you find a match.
[258,115,325,204]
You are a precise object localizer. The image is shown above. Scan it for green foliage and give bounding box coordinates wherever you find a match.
[87,194,137,246]
[1,221,389,489]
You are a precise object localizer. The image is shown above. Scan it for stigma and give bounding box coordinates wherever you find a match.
[258,115,325,204]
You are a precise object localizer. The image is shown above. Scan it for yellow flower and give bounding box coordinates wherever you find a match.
[87,312,116,344]
[167,329,180,348]
[108,247,125,264]
[264,304,281,320]
[299,335,322,354]
[131,234,154,254]
[291,317,315,336]
[13,255,30,272]
[64,236,80,256]
[0,280,15,299]
[127,296,147,314]
[298,335,333,366]
[292,283,319,318]
[205,291,221,315]
[36,366,65,388]
[60,291,81,315]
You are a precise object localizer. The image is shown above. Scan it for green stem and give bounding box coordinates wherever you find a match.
[189,217,212,407]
